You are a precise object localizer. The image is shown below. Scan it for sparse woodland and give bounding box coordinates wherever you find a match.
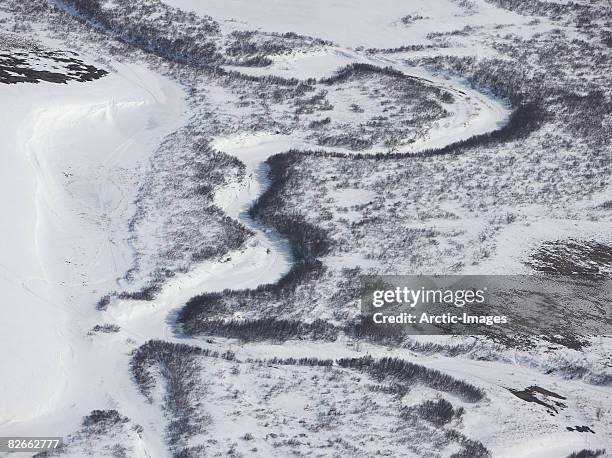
[2,0,611,455]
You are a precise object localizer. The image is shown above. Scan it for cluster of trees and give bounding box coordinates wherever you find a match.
[320,63,406,84]
[490,0,596,21]
[414,55,531,105]
[117,282,163,302]
[316,132,374,150]
[346,314,406,345]
[293,89,333,115]
[337,356,485,402]
[173,445,208,458]
[559,89,612,141]
[179,258,325,321]
[190,207,254,261]
[225,29,331,62]
[265,356,334,367]
[130,340,206,401]
[217,65,316,88]
[444,430,491,458]
[400,398,464,427]
[405,340,476,357]
[34,409,134,457]
[308,117,331,129]
[62,0,222,66]
[88,323,120,334]
[400,14,427,25]
[426,25,479,40]
[366,44,448,54]
[565,450,606,458]
[130,340,227,450]
[250,153,333,261]
[60,0,333,70]
[192,143,246,193]
[319,62,452,106]
[81,409,130,436]
[526,239,612,278]
[180,316,340,343]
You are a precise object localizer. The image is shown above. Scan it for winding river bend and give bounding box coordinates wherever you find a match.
[109,48,510,341]
[2,43,508,457]
[108,51,509,456]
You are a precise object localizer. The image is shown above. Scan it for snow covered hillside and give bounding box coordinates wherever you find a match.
[0,43,185,441]
[0,0,611,456]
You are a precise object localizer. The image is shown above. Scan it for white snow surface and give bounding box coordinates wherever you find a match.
[0,12,544,458]
[164,0,531,48]
[0,59,186,450]
[100,47,512,456]
[1,0,610,456]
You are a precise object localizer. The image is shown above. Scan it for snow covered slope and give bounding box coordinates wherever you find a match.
[0,57,185,437]
[165,0,529,48]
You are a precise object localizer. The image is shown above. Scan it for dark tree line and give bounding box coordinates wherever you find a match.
[337,356,485,402]
[401,398,464,427]
[179,316,340,343]
[177,258,327,336]
[61,0,222,66]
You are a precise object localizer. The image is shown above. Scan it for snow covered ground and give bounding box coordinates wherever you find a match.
[0,56,185,446]
[105,54,510,350]
[165,0,534,49]
[1,0,611,456]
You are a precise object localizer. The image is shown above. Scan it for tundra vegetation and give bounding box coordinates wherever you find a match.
[2,0,611,455]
